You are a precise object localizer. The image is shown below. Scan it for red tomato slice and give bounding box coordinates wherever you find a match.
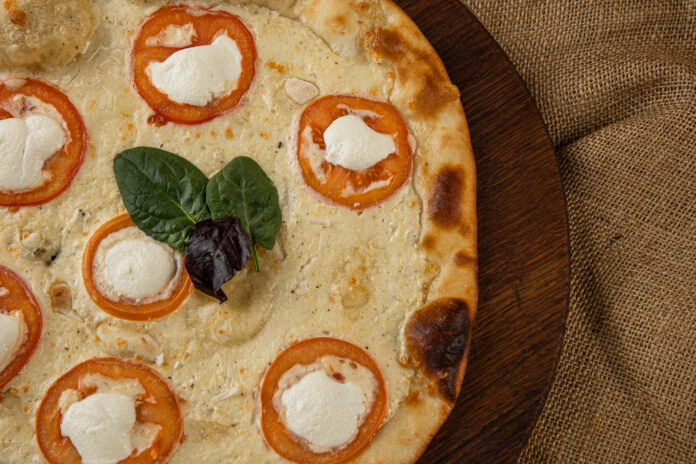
[131,4,257,124]
[297,95,412,210]
[0,265,42,390]
[82,214,193,321]
[36,357,183,464]
[260,337,388,464]
[0,78,87,207]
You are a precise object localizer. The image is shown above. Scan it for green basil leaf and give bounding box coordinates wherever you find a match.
[206,156,282,271]
[113,147,211,252]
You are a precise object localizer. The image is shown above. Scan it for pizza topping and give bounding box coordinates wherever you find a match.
[0,265,42,390]
[0,114,66,191]
[260,338,387,463]
[37,358,183,464]
[60,393,140,464]
[82,214,193,321]
[0,78,87,207]
[113,148,281,302]
[146,35,243,107]
[297,95,412,209]
[96,324,163,363]
[284,77,319,105]
[93,226,181,302]
[145,23,196,48]
[0,311,25,371]
[323,115,396,171]
[131,5,257,124]
[274,356,377,453]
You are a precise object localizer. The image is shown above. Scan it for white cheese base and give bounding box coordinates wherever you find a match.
[0,311,25,372]
[323,115,396,171]
[0,114,66,191]
[92,226,183,303]
[273,356,377,453]
[146,34,243,106]
[284,77,319,105]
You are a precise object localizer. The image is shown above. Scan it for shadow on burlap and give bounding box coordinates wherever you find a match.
[463,1,696,463]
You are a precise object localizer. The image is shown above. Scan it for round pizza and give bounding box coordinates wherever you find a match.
[0,0,477,463]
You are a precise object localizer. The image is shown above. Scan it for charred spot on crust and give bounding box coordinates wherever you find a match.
[405,298,471,403]
[453,251,475,267]
[428,166,464,229]
[421,234,436,251]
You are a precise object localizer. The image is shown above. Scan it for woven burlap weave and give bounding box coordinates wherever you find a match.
[461,1,696,463]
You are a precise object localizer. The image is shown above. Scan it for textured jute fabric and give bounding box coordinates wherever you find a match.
[461,1,696,463]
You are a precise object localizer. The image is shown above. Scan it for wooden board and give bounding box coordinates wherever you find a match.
[394,1,571,462]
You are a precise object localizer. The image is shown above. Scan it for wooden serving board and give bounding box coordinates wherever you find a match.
[394,1,571,463]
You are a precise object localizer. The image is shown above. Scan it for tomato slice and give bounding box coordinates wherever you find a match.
[0,265,42,390]
[0,78,87,207]
[131,4,257,124]
[36,357,183,464]
[260,337,388,464]
[297,95,412,210]
[81,214,193,321]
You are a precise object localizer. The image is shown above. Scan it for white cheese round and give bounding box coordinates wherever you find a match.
[281,370,366,451]
[0,311,25,372]
[145,23,196,48]
[146,34,243,106]
[60,393,136,464]
[0,114,66,191]
[323,114,396,172]
[93,226,182,303]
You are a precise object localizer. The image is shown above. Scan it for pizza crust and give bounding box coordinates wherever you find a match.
[295,0,477,460]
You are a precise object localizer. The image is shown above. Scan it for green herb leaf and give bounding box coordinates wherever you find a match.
[113,147,211,252]
[206,157,282,271]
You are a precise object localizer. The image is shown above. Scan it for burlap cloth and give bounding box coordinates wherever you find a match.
[461,1,696,463]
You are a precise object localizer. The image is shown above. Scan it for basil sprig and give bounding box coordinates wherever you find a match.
[113,147,282,302]
[207,156,282,272]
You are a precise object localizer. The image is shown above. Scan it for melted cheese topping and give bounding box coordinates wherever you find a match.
[0,311,25,371]
[0,114,66,191]
[60,393,137,464]
[146,34,243,106]
[323,115,396,171]
[284,77,319,105]
[145,23,196,48]
[273,356,377,453]
[92,226,182,303]
[58,375,160,464]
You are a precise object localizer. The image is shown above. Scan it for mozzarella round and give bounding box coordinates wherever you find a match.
[93,226,181,302]
[146,34,243,106]
[0,114,66,191]
[0,311,25,371]
[323,115,396,171]
[282,370,366,450]
[60,393,136,464]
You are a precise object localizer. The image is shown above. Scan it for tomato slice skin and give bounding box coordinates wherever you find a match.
[81,214,193,321]
[260,337,388,464]
[131,4,257,125]
[36,357,183,464]
[0,265,42,390]
[0,78,87,207]
[297,95,412,210]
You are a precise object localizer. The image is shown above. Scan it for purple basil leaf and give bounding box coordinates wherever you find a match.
[184,217,252,303]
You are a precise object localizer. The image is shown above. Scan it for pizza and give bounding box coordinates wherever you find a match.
[0,0,477,463]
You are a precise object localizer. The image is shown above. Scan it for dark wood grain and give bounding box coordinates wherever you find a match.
[393,1,570,463]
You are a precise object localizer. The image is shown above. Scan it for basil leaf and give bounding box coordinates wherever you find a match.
[185,217,252,303]
[206,156,282,271]
[113,147,211,252]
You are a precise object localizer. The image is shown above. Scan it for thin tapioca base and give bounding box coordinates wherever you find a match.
[0,0,476,463]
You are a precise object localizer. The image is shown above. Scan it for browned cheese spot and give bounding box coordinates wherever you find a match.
[428,166,464,229]
[404,298,471,403]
